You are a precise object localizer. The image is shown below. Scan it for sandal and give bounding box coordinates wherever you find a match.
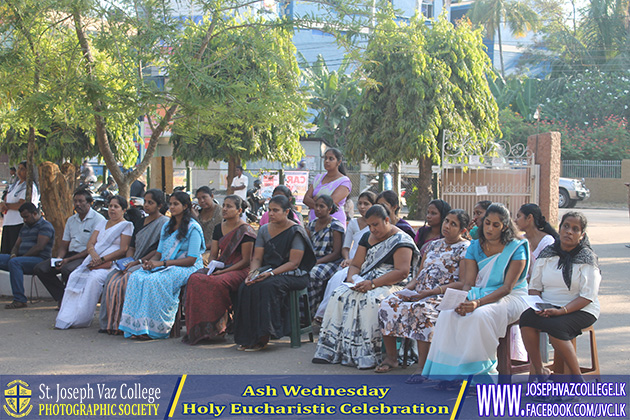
[244,343,267,352]
[374,361,398,373]
[5,301,27,309]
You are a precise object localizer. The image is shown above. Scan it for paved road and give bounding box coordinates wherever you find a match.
[0,208,628,376]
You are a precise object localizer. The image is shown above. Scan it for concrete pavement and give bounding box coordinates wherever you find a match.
[0,208,628,376]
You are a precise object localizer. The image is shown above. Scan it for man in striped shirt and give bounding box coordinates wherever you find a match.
[0,202,54,309]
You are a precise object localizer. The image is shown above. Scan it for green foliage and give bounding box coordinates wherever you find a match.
[538,70,630,127]
[299,53,361,151]
[519,0,630,76]
[537,115,630,160]
[498,109,537,144]
[0,0,139,166]
[347,12,500,167]
[169,15,308,166]
[467,0,540,76]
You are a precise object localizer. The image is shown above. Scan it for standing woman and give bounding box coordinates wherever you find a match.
[183,195,257,345]
[315,191,377,321]
[515,203,558,269]
[376,191,415,238]
[304,149,351,227]
[313,204,418,369]
[0,161,40,254]
[195,187,223,266]
[422,203,530,381]
[99,189,169,333]
[56,196,133,329]
[520,212,600,380]
[233,195,316,351]
[307,195,345,317]
[414,199,451,255]
[119,192,205,339]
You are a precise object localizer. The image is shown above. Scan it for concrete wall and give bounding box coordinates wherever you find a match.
[0,272,52,300]
[580,160,630,203]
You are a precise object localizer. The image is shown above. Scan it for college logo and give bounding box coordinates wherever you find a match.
[4,380,33,418]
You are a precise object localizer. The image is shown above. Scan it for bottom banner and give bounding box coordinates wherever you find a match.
[1,375,627,419]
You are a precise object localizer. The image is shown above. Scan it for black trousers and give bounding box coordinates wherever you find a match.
[1,223,23,254]
[33,253,84,302]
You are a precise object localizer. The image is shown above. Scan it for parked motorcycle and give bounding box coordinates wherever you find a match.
[246,179,266,222]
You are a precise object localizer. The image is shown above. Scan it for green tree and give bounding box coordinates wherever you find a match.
[0,0,140,189]
[169,16,308,172]
[299,53,361,151]
[467,0,540,77]
[347,13,500,217]
[64,0,378,196]
[0,0,138,248]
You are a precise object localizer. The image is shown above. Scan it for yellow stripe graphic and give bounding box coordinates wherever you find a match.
[450,380,468,420]
[168,374,188,418]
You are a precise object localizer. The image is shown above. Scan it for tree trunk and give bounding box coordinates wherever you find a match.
[498,26,505,78]
[226,156,241,194]
[38,162,75,255]
[417,156,433,220]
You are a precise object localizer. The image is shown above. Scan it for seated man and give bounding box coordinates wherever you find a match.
[33,189,105,307]
[0,203,55,308]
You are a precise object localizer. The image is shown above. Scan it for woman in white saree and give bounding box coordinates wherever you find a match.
[422,203,530,383]
[56,196,133,329]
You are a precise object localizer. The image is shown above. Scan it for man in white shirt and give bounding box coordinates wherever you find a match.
[230,166,248,201]
[33,189,105,306]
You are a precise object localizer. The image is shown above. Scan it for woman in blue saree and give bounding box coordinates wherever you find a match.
[119,192,205,339]
[422,203,530,381]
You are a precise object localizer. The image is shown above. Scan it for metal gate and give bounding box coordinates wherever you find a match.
[440,134,539,216]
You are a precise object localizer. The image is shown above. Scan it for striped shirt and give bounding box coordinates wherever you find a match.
[18,217,55,259]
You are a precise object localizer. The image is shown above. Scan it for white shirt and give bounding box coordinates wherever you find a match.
[231,175,248,200]
[3,181,40,226]
[62,208,107,254]
[529,255,601,318]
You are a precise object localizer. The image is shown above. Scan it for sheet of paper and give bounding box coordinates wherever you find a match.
[475,185,489,195]
[341,282,356,288]
[522,295,546,311]
[396,289,420,297]
[51,258,62,267]
[206,260,225,275]
[437,288,469,311]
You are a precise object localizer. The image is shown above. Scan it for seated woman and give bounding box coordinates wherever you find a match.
[307,194,345,317]
[183,195,256,345]
[119,192,205,339]
[312,204,418,369]
[99,189,169,334]
[259,185,303,226]
[414,199,451,255]
[314,191,377,321]
[233,195,316,351]
[511,203,559,362]
[469,200,492,240]
[195,187,223,266]
[376,191,415,239]
[515,203,558,269]
[56,196,133,329]
[378,209,470,377]
[520,211,600,381]
[422,203,530,382]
